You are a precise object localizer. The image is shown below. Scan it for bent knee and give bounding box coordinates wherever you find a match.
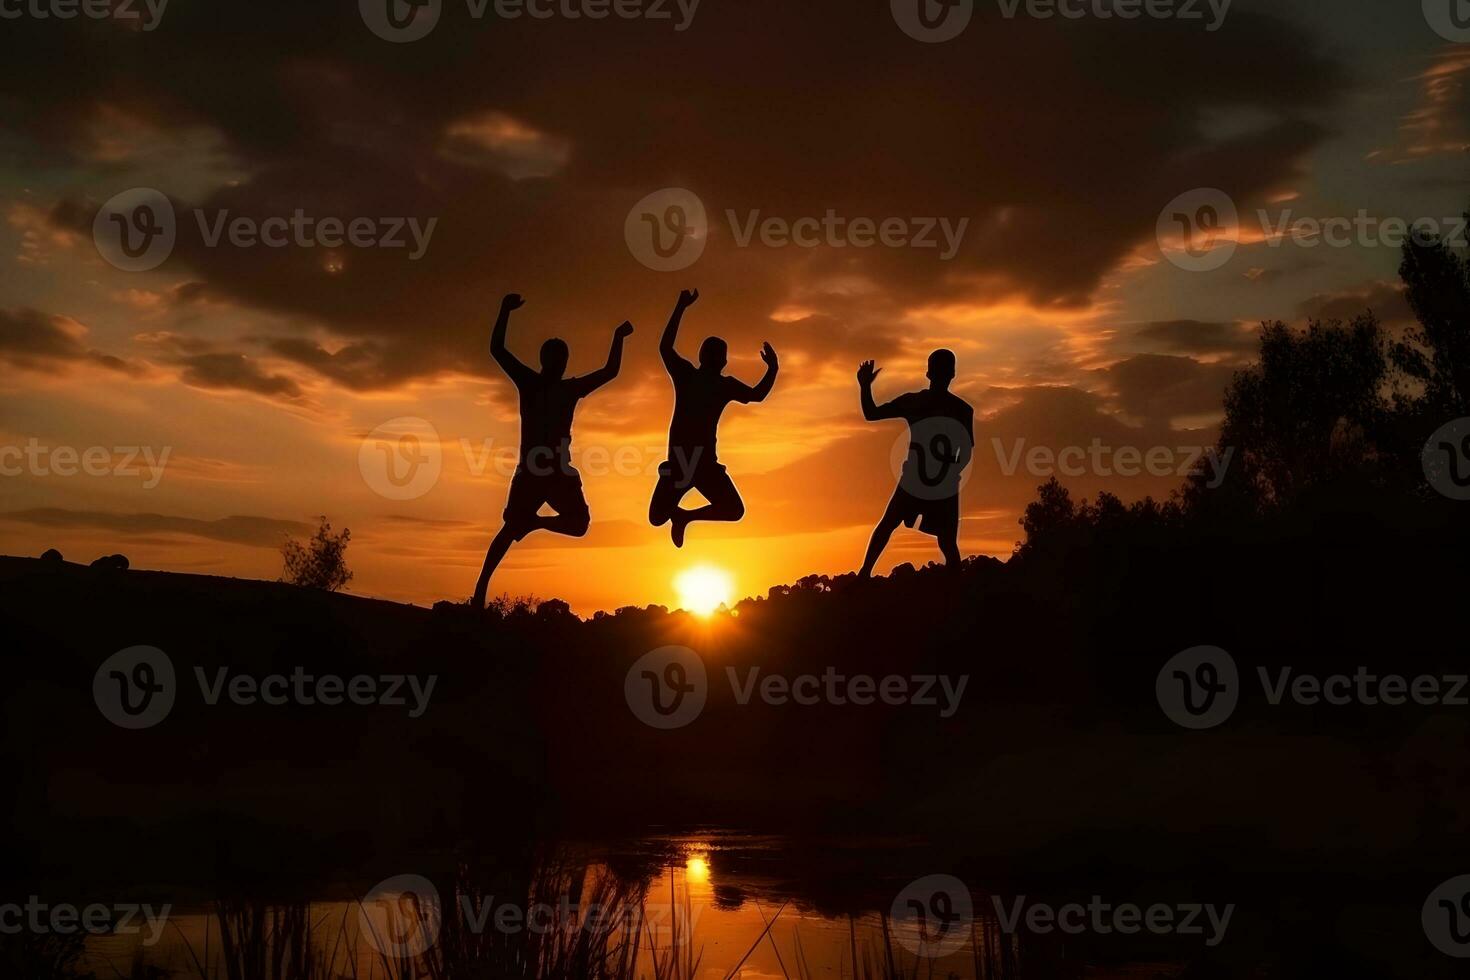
[726,498,746,521]
[568,512,591,536]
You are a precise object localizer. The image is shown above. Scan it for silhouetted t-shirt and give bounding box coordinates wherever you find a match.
[511,373,597,473]
[885,389,975,496]
[666,361,750,462]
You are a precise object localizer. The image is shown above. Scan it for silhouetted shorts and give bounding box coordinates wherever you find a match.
[883,486,959,540]
[504,465,589,529]
[650,456,740,521]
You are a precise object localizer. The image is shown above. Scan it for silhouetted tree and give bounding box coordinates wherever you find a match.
[281,517,352,592]
[1393,214,1470,419]
[1017,479,1181,560]
[1198,316,1388,513]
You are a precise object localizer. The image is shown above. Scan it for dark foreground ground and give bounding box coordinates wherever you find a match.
[3,507,1468,976]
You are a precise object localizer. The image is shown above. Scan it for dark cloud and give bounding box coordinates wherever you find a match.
[12,1,1345,390]
[767,314,904,368]
[1297,280,1413,327]
[176,351,303,399]
[0,508,315,547]
[0,308,141,375]
[265,337,420,391]
[1131,319,1259,357]
[1101,353,1236,423]
[134,331,304,399]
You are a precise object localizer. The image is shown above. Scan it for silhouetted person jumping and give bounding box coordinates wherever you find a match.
[857,350,974,578]
[649,288,778,547]
[472,293,632,609]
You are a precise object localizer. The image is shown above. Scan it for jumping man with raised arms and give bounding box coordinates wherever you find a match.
[472,293,632,608]
[649,288,778,546]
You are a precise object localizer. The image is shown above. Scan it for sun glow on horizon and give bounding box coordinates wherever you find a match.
[674,565,734,617]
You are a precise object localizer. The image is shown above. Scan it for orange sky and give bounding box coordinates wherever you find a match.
[1,2,1465,612]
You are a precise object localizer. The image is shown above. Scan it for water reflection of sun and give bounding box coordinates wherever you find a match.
[685,854,710,883]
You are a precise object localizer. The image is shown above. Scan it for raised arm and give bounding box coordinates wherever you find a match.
[857,360,902,421]
[490,293,535,384]
[730,342,780,404]
[578,321,635,394]
[660,288,698,373]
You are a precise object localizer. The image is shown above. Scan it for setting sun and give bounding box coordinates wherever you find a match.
[674,565,734,616]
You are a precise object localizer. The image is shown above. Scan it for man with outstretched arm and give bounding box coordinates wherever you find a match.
[857,350,974,578]
[472,293,632,608]
[649,288,778,547]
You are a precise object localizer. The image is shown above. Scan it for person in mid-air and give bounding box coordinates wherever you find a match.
[856,350,974,578]
[472,292,632,608]
[649,288,778,547]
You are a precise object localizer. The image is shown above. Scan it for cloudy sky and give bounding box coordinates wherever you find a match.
[0,0,1465,611]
